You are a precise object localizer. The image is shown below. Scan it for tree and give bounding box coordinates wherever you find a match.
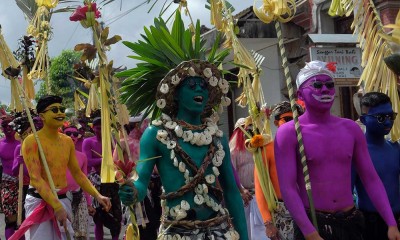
[36,50,82,108]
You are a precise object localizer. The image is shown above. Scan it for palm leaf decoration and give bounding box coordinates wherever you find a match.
[116,10,230,120]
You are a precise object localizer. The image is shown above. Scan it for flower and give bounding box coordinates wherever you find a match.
[326,62,337,73]
[69,2,101,28]
[250,134,264,148]
[114,159,137,184]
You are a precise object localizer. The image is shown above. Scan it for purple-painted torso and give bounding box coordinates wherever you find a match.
[82,136,102,173]
[0,137,20,176]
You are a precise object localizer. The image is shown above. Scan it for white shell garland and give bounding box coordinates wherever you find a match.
[160,83,169,94]
[156,114,228,221]
[188,67,196,76]
[208,76,219,87]
[157,99,166,108]
[203,68,212,78]
[171,75,181,85]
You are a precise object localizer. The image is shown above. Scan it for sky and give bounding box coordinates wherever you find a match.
[0,0,251,104]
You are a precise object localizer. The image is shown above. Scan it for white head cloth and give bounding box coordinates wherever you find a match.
[296,60,335,88]
[129,113,144,123]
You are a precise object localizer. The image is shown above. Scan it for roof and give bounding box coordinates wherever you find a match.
[308,34,358,44]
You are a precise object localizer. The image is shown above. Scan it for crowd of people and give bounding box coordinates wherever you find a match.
[0,59,399,240]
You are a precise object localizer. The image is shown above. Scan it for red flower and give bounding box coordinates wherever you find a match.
[69,3,101,22]
[326,62,337,73]
[114,160,136,178]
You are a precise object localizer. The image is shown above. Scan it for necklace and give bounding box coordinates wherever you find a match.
[174,119,206,131]
[153,114,223,146]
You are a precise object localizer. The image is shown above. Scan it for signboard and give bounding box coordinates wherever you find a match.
[310,47,362,79]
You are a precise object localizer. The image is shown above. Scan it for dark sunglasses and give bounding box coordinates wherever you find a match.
[364,112,397,123]
[43,106,66,114]
[308,81,335,89]
[65,131,79,137]
[279,116,293,122]
[183,78,207,90]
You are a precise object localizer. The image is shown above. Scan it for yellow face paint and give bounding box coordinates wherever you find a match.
[40,103,66,128]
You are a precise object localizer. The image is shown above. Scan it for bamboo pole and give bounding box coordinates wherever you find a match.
[17,164,24,226]
[275,21,318,230]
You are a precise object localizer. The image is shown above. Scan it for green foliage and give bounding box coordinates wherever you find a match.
[35,50,82,108]
[117,10,230,120]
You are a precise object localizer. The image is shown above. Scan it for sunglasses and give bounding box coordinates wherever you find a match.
[43,106,66,114]
[65,131,79,137]
[308,81,335,89]
[183,78,207,90]
[279,116,293,122]
[364,112,397,123]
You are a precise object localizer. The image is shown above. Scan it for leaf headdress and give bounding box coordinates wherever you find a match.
[116,10,231,120]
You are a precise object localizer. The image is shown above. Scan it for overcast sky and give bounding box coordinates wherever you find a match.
[0,1,250,104]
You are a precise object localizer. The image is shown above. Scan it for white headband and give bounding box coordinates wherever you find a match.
[296,60,336,88]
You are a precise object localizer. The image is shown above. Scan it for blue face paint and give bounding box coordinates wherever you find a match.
[362,103,395,136]
[176,76,209,115]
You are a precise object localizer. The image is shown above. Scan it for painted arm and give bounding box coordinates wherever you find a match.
[352,125,396,226]
[82,138,102,170]
[68,139,100,199]
[275,125,316,236]
[255,142,281,223]
[12,144,28,177]
[219,136,249,240]
[80,152,92,205]
[22,135,63,212]
[134,126,158,202]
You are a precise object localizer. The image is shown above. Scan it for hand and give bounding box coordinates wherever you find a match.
[388,226,400,240]
[95,194,112,212]
[55,207,68,227]
[305,231,324,240]
[240,188,253,207]
[87,205,96,216]
[265,222,278,239]
[119,184,137,206]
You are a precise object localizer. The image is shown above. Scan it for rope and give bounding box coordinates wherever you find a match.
[274,21,318,230]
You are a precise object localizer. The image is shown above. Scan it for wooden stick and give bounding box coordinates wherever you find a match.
[17,164,24,226]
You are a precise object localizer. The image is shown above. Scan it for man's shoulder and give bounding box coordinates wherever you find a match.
[82,136,96,143]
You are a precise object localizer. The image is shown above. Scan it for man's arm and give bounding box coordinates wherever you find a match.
[274,124,316,236]
[22,135,63,212]
[68,138,99,198]
[352,124,396,226]
[219,136,249,240]
[133,126,158,202]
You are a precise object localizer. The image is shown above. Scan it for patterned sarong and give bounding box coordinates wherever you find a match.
[1,173,18,217]
[273,201,294,240]
[71,190,89,239]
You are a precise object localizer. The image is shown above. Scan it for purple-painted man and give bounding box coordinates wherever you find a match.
[0,115,20,239]
[82,117,122,240]
[274,60,400,240]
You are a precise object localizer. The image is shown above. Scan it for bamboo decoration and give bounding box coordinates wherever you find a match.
[26,0,58,92]
[0,27,23,112]
[328,0,400,141]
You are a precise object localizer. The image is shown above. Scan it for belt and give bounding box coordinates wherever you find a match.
[27,188,68,199]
